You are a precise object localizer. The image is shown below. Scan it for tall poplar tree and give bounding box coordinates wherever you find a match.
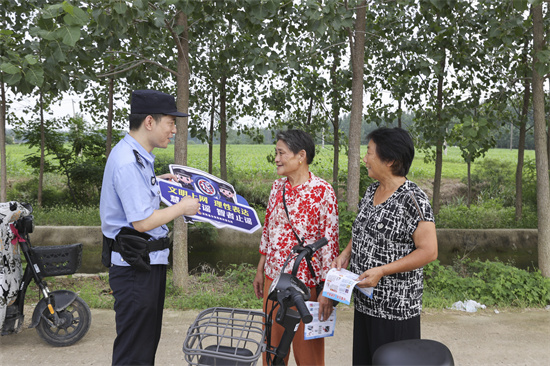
[532,1,550,277]
[346,0,367,212]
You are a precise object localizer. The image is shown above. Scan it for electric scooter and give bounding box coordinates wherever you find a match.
[0,201,91,346]
[182,237,329,365]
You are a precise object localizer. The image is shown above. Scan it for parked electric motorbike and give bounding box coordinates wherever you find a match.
[0,201,91,346]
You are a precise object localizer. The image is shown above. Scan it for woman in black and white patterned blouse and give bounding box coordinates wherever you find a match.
[332,127,438,365]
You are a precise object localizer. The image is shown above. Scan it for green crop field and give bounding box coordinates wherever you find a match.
[153,144,535,183]
[3,143,540,229]
[6,142,535,183]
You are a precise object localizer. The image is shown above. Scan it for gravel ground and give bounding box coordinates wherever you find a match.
[0,305,549,365]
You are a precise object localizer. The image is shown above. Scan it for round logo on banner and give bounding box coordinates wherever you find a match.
[197,178,216,196]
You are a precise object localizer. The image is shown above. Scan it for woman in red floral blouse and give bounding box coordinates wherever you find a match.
[253,129,339,366]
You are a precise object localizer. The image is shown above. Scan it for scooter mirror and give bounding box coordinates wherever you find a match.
[15,215,34,235]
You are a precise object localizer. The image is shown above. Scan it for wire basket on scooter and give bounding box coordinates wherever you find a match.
[31,243,83,277]
[183,307,266,366]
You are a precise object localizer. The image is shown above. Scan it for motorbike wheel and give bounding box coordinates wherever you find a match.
[36,296,92,347]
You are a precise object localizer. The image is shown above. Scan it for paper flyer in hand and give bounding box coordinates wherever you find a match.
[158,165,261,234]
[322,268,374,305]
[304,301,336,340]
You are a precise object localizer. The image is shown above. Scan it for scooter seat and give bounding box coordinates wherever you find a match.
[372,339,454,366]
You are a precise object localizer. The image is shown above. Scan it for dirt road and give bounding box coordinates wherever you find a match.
[0,305,548,365]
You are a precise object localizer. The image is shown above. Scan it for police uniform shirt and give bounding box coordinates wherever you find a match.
[100,134,169,266]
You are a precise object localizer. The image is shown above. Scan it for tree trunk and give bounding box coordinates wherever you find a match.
[432,51,446,216]
[433,139,443,215]
[220,75,227,181]
[548,77,550,165]
[515,49,530,222]
[331,54,340,197]
[106,73,114,159]
[173,11,190,288]
[532,3,550,277]
[208,89,215,175]
[397,98,402,129]
[306,97,313,125]
[467,160,471,208]
[509,122,513,150]
[346,0,367,212]
[516,118,527,221]
[0,79,6,202]
[548,40,550,166]
[38,90,45,207]
[332,112,340,196]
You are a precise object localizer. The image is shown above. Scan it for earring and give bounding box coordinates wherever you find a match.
[299,161,302,164]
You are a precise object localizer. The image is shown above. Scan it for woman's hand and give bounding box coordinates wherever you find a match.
[331,254,350,271]
[253,271,264,299]
[253,255,266,299]
[331,239,352,270]
[317,294,334,321]
[357,267,384,288]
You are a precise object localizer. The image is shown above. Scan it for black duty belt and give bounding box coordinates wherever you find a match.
[110,236,171,252]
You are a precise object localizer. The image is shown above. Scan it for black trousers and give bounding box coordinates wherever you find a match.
[109,265,167,366]
[352,308,421,366]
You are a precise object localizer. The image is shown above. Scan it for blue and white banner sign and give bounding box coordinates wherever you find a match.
[159,165,261,234]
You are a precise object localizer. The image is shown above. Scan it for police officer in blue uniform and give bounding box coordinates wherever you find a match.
[100,89,200,365]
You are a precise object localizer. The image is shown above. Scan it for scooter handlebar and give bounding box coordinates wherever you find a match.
[289,237,328,277]
[290,288,313,324]
[308,237,328,253]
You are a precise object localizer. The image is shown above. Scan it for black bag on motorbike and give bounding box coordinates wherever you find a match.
[114,227,171,272]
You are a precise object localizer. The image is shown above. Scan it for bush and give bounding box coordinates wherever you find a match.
[436,200,538,229]
[231,178,272,208]
[338,202,356,251]
[468,159,515,206]
[154,155,175,176]
[7,176,73,207]
[423,259,550,308]
[67,159,104,206]
[188,222,219,247]
[522,158,539,209]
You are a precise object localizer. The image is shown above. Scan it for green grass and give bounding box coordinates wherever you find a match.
[32,205,101,226]
[5,143,539,229]
[409,147,535,180]
[156,144,535,182]
[25,264,264,311]
[5,143,40,178]
[7,142,535,183]
[423,259,550,309]
[436,201,539,229]
[26,258,550,311]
